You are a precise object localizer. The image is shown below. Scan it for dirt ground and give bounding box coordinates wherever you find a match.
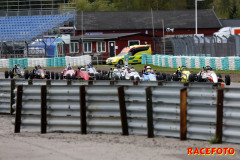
[0,115,239,160]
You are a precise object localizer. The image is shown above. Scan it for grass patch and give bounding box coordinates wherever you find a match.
[209,137,221,144]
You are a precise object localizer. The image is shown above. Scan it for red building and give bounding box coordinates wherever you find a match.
[66,9,222,57]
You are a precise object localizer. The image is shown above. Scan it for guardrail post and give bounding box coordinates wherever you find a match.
[146,87,154,138]
[80,85,87,134]
[41,85,47,134]
[46,80,51,86]
[133,81,138,86]
[110,80,115,85]
[180,87,187,140]
[14,85,23,133]
[118,86,129,136]
[10,79,15,115]
[215,89,223,143]
[88,80,93,85]
[67,79,72,85]
[28,79,32,85]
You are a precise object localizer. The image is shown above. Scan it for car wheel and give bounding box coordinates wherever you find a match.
[225,75,231,85]
[55,72,59,80]
[162,72,166,80]
[51,72,55,79]
[5,71,9,79]
[30,72,34,79]
[136,77,140,81]
[24,70,29,79]
[189,74,195,82]
[166,74,171,81]
[197,75,202,82]
[102,70,107,75]
[90,73,94,77]
[95,74,100,80]
[66,74,71,80]
[72,74,76,80]
[157,75,163,80]
[60,73,63,80]
[118,60,123,65]
[104,74,109,80]
[173,74,179,81]
[9,71,14,79]
[130,76,134,80]
[122,76,126,80]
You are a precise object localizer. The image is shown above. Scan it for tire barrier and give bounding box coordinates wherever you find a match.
[143,54,240,71]
[0,55,92,68]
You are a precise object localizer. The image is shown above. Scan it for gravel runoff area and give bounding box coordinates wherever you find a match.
[0,115,240,160]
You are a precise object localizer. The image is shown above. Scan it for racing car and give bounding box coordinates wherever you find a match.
[121,66,142,81]
[60,65,76,80]
[75,66,93,80]
[5,64,28,79]
[106,65,124,80]
[172,66,195,82]
[85,63,101,80]
[141,66,165,81]
[196,66,231,85]
[25,65,50,79]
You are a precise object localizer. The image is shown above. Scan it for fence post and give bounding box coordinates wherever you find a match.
[215,89,224,143]
[180,87,187,140]
[41,85,47,134]
[118,86,129,136]
[14,85,23,133]
[146,87,154,138]
[10,79,15,115]
[80,85,87,134]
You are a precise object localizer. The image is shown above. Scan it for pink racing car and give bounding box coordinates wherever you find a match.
[60,65,76,80]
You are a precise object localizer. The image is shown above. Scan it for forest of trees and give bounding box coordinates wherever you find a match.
[69,0,240,19]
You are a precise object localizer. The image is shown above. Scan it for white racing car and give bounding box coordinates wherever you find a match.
[121,67,142,81]
[197,66,231,85]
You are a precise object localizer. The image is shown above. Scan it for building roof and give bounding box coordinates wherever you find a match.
[220,19,240,27]
[71,32,144,41]
[76,9,222,30]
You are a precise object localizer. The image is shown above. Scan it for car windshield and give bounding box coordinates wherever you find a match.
[117,47,130,57]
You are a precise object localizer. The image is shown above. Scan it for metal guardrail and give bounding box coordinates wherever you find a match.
[3,79,240,144]
[12,82,240,144]
[187,85,217,141]
[223,88,240,144]
[0,79,14,114]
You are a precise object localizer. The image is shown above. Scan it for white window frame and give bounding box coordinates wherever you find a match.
[97,41,106,52]
[83,42,92,53]
[70,42,79,53]
[128,40,140,46]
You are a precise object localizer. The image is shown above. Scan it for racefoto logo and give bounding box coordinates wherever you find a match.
[188,148,235,155]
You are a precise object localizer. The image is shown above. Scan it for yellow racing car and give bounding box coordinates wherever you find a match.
[172,66,195,82]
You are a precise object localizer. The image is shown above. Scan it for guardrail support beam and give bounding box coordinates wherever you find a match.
[41,85,47,134]
[14,85,23,133]
[146,87,154,138]
[10,79,15,115]
[180,88,187,140]
[118,86,129,136]
[80,85,87,134]
[215,89,223,143]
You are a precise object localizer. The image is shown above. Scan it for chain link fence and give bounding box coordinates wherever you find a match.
[162,35,240,57]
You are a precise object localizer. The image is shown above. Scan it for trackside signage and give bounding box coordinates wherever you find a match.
[188,148,235,156]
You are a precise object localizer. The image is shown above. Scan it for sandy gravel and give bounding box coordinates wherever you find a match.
[0,115,239,160]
